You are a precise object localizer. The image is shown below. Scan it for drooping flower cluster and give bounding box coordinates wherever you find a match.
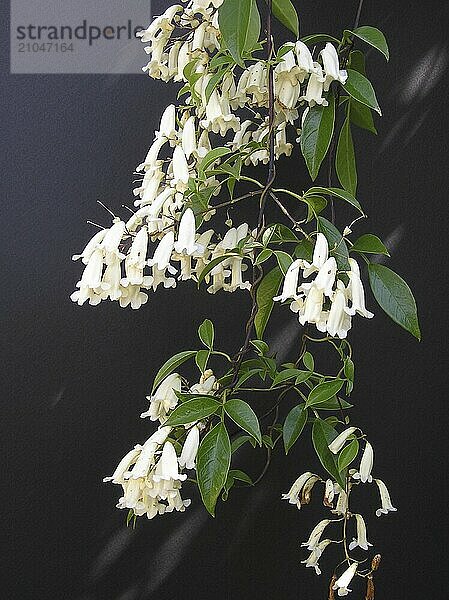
[274,233,374,338]
[104,369,218,519]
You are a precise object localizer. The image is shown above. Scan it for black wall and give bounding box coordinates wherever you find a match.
[2,1,449,598]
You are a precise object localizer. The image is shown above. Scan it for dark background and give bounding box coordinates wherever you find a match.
[2,0,448,598]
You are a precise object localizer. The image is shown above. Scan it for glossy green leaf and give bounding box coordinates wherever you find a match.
[349,98,377,134]
[350,26,389,61]
[318,217,351,270]
[267,0,299,36]
[294,238,314,262]
[301,33,340,45]
[198,253,238,285]
[196,349,210,373]
[218,0,257,66]
[312,419,345,488]
[343,69,381,115]
[255,248,273,265]
[302,351,314,371]
[225,399,262,445]
[272,368,302,387]
[254,267,283,338]
[197,423,231,516]
[300,95,335,180]
[306,380,345,408]
[229,469,253,485]
[198,319,215,349]
[164,397,221,427]
[368,264,421,340]
[152,351,196,392]
[305,195,328,222]
[338,438,360,472]
[274,250,293,275]
[351,234,390,256]
[306,186,363,214]
[283,404,308,454]
[199,147,231,175]
[315,397,353,410]
[336,117,357,195]
[231,434,256,453]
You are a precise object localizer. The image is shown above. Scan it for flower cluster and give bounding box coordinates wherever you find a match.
[274,233,374,338]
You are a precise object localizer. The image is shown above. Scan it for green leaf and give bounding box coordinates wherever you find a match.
[164,397,221,427]
[199,147,231,176]
[349,98,377,134]
[344,357,355,395]
[317,217,350,271]
[302,351,314,371]
[255,248,273,265]
[250,339,269,355]
[343,69,381,115]
[246,0,261,51]
[338,438,360,472]
[315,397,353,411]
[348,50,366,75]
[254,267,283,338]
[268,0,299,37]
[306,380,345,408]
[283,404,308,454]
[301,33,340,45]
[198,319,215,349]
[229,469,253,485]
[205,69,230,104]
[198,253,239,285]
[197,423,231,516]
[350,26,389,61]
[273,250,293,275]
[218,0,257,66]
[305,195,328,222]
[263,223,299,245]
[231,434,255,453]
[312,419,345,488]
[306,186,363,214]
[152,351,196,392]
[368,264,421,340]
[196,349,210,373]
[336,118,357,196]
[294,238,314,262]
[351,234,390,256]
[300,95,335,180]
[272,368,302,387]
[225,399,262,445]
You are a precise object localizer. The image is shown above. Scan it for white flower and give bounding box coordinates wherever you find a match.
[148,231,176,271]
[156,104,177,141]
[123,226,149,285]
[301,519,332,551]
[282,472,315,509]
[329,427,358,454]
[179,426,200,469]
[72,229,107,264]
[354,441,374,483]
[294,40,317,79]
[71,248,104,305]
[181,115,197,159]
[323,478,335,506]
[375,479,397,517]
[140,373,182,422]
[346,258,374,318]
[327,281,352,339]
[174,208,199,255]
[153,441,187,482]
[300,63,327,106]
[301,539,332,575]
[273,259,302,302]
[320,42,348,91]
[332,562,358,596]
[171,145,190,192]
[333,488,348,516]
[103,445,142,484]
[298,284,326,326]
[129,427,172,479]
[349,514,373,551]
[310,256,337,296]
[302,233,329,276]
[225,257,251,292]
[189,369,218,395]
[119,284,150,309]
[101,220,126,262]
[101,255,123,300]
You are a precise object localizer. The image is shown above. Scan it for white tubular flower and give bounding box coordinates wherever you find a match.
[72,229,107,264]
[189,369,218,395]
[119,284,150,310]
[320,42,348,91]
[140,372,182,422]
[101,220,126,262]
[247,61,268,105]
[302,232,329,276]
[130,427,172,479]
[301,519,332,551]
[148,231,175,271]
[179,426,200,469]
[282,472,316,509]
[123,226,149,285]
[310,256,337,297]
[175,41,191,82]
[174,208,199,255]
[333,488,348,516]
[300,63,328,107]
[192,20,208,51]
[225,257,251,292]
[295,40,317,79]
[103,445,142,484]
[138,5,182,42]
[196,129,212,158]
[332,562,358,596]
[354,441,374,483]
[301,539,332,575]
[346,258,374,318]
[101,255,123,301]
[275,122,293,158]
[71,248,104,304]
[167,40,182,79]
[156,104,177,141]
[329,427,358,454]
[153,441,187,482]
[375,479,397,517]
[171,145,190,192]
[230,119,253,151]
[274,259,302,302]
[135,169,165,207]
[181,116,197,159]
[201,89,240,136]
[298,284,325,326]
[137,137,167,172]
[349,514,373,551]
[327,281,352,339]
[323,479,335,506]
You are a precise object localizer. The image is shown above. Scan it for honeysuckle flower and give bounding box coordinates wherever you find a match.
[246,61,268,105]
[301,474,321,505]
[374,479,397,517]
[135,169,165,207]
[300,62,328,106]
[302,233,329,276]
[72,229,107,264]
[354,441,374,483]
[320,42,348,91]
[230,119,253,151]
[349,514,373,551]
[332,562,358,596]
[301,519,332,551]
[196,129,212,158]
[346,258,374,318]
[275,122,293,158]
[71,248,105,304]
[226,257,251,292]
[101,255,123,301]
[153,441,187,483]
[189,369,218,395]
[200,89,240,135]
[175,41,192,82]
[140,372,182,422]
[137,5,182,42]
[301,539,333,575]
[327,280,352,339]
[179,426,200,469]
[329,427,358,454]
[282,472,316,509]
[273,259,302,302]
